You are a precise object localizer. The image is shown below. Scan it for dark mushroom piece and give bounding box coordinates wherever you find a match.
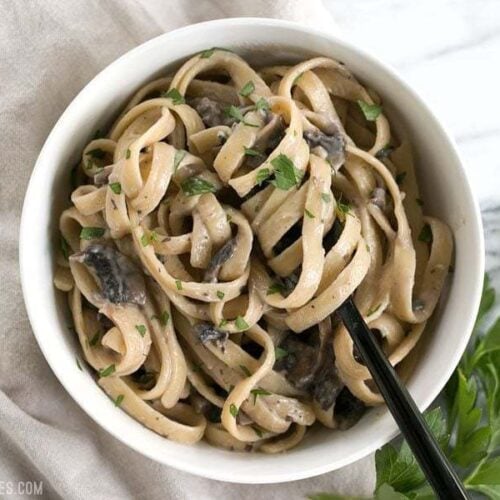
[71,244,146,306]
[303,127,345,171]
[189,97,237,128]
[245,114,286,169]
[313,344,343,410]
[334,387,366,430]
[370,187,387,210]
[203,238,236,283]
[194,322,228,349]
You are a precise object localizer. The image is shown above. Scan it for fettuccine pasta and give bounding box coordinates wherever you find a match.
[54,49,453,452]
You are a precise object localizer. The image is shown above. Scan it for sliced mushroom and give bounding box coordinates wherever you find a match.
[194,322,228,348]
[304,127,345,171]
[203,238,236,283]
[71,244,146,305]
[190,97,237,128]
[334,387,366,430]
[370,187,386,210]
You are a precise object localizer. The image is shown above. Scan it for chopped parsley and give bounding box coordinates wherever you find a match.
[76,357,83,371]
[224,105,258,127]
[175,280,182,290]
[239,81,255,97]
[89,331,101,347]
[141,231,158,247]
[256,168,271,186]
[99,364,116,378]
[109,182,122,194]
[253,426,263,438]
[335,201,352,220]
[321,192,332,203]
[293,72,304,85]
[173,149,187,171]
[244,147,264,157]
[60,234,70,260]
[216,290,225,300]
[250,388,271,404]
[235,316,249,331]
[154,310,170,327]
[219,319,228,328]
[267,282,285,295]
[181,176,216,196]
[418,224,433,243]
[239,365,251,377]
[304,208,315,219]
[113,394,125,407]
[135,324,147,337]
[162,87,185,105]
[229,403,239,418]
[275,347,288,360]
[270,154,303,190]
[357,100,382,121]
[255,97,270,112]
[80,227,105,240]
[125,148,131,159]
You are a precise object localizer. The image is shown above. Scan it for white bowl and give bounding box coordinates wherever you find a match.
[20,18,484,484]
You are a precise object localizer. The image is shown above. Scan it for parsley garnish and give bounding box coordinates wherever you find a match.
[267,282,285,295]
[418,224,433,243]
[99,364,116,377]
[216,290,225,300]
[239,365,251,377]
[224,105,259,127]
[175,280,182,290]
[270,154,303,190]
[125,148,131,159]
[173,149,186,171]
[244,147,264,157]
[275,347,288,360]
[235,316,249,331]
[367,304,381,316]
[113,394,124,407]
[80,227,105,240]
[141,231,158,247]
[250,388,271,404]
[239,81,255,97]
[135,324,146,337]
[229,403,239,418]
[200,47,217,58]
[89,331,101,347]
[304,208,315,219]
[255,97,270,111]
[357,100,382,121]
[153,310,169,326]
[219,319,228,328]
[321,192,331,203]
[76,357,83,371]
[109,182,121,194]
[256,168,271,186]
[162,87,185,105]
[181,176,216,197]
[60,234,70,260]
[335,201,351,221]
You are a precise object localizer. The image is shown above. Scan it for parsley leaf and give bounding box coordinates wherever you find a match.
[229,403,239,417]
[109,182,121,194]
[250,388,271,404]
[304,208,315,219]
[275,347,288,360]
[80,227,105,240]
[256,168,271,186]
[173,149,187,171]
[224,105,258,127]
[181,176,216,196]
[99,364,116,377]
[162,88,185,104]
[60,234,70,260]
[244,147,264,157]
[235,316,249,331]
[267,282,285,295]
[114,394,125,407]
[357,100,382,121]
[216,290,225,300]
[418,224,433,243]
[239,81,255,97]
[255,97,270,111]
[135,324,147,337]
[270,154,303,190]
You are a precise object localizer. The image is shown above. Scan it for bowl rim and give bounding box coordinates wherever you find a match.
[19,16,485,484]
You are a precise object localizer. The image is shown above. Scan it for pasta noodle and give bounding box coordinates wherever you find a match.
[54,49,453,452]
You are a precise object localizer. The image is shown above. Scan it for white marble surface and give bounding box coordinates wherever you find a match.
[325,0,500,290]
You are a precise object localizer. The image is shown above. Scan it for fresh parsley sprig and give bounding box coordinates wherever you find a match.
[310,274,500,500]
